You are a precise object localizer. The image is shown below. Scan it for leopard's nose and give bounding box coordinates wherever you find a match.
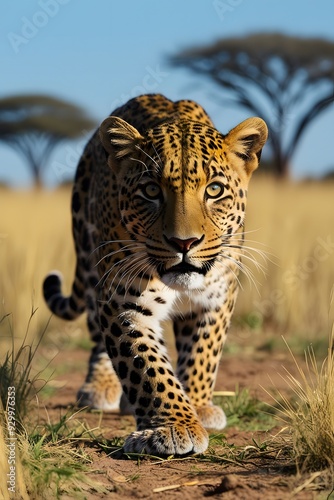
[165,235,204,253]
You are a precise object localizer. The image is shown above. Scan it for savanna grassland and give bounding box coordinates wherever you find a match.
[0,175,334,499]
[1,175,334,345]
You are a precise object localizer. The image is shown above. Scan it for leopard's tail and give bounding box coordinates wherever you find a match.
[43,270,86,320]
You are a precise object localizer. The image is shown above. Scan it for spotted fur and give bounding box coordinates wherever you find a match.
[43,94,268,456]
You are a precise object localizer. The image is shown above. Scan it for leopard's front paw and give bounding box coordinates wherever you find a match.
[196,405,227,430]
[123,423,208,456]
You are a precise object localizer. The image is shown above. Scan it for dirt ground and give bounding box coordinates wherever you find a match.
[37,343,331,500]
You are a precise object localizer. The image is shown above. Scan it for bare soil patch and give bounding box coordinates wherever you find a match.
[33,344,329,500]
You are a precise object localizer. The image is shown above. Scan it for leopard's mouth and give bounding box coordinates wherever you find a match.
[164,263,205,275]
[156,259,215,278]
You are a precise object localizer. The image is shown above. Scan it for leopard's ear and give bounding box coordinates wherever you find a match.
[226,117,268,176]
[99,116,144,159]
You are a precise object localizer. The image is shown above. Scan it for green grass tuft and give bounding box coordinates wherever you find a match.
[214,386,276,431]
[0,310,50,425]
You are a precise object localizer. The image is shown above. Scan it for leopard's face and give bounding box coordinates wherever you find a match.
[100,115,267,291]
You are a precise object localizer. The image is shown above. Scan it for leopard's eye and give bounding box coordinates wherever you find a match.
[141,182,162,200]
[205,182,225,199]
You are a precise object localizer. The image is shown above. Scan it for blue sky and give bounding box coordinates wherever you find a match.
[1,0,334,186]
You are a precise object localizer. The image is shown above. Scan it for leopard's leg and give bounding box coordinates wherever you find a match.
[76,290,122,411]
[99,294,208,456]
[173,302,234,430]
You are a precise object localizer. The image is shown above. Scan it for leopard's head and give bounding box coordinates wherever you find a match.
[100,115,268,291]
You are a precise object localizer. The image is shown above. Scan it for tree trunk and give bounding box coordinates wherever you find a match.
[273,156,290,178]
[31,160,43,188]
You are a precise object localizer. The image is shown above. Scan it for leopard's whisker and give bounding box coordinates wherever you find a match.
[123,257,152,295]
[128,158,157,178]
[223,232,276,261]
[221,245,267,275]
[135,144,163,174]
[214,258,243,290]
[98,251,147,291]
[94,243,144,267]
[90,240,139,261]
[151,143,164,174]
[126,261,153,297]
[221,254,260,292]
[106,253,148,294]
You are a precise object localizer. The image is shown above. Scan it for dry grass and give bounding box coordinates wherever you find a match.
[1,176,333,497]
[272,330,334,472]
[0,314,107,499]
[262,326,334,490]
[0,186,85,352]
[0,175,334,351]
[236,174,334,338]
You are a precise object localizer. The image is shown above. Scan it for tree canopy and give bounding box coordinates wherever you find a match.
[170,33,334,176]
[0,95,96,185]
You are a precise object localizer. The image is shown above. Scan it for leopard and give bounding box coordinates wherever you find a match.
[43,93,267,456]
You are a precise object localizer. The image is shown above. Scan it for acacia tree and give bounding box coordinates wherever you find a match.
[170,33,334,176]
[0,95,96,185]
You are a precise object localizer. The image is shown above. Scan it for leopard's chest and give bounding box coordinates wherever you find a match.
[106,270,229,326]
